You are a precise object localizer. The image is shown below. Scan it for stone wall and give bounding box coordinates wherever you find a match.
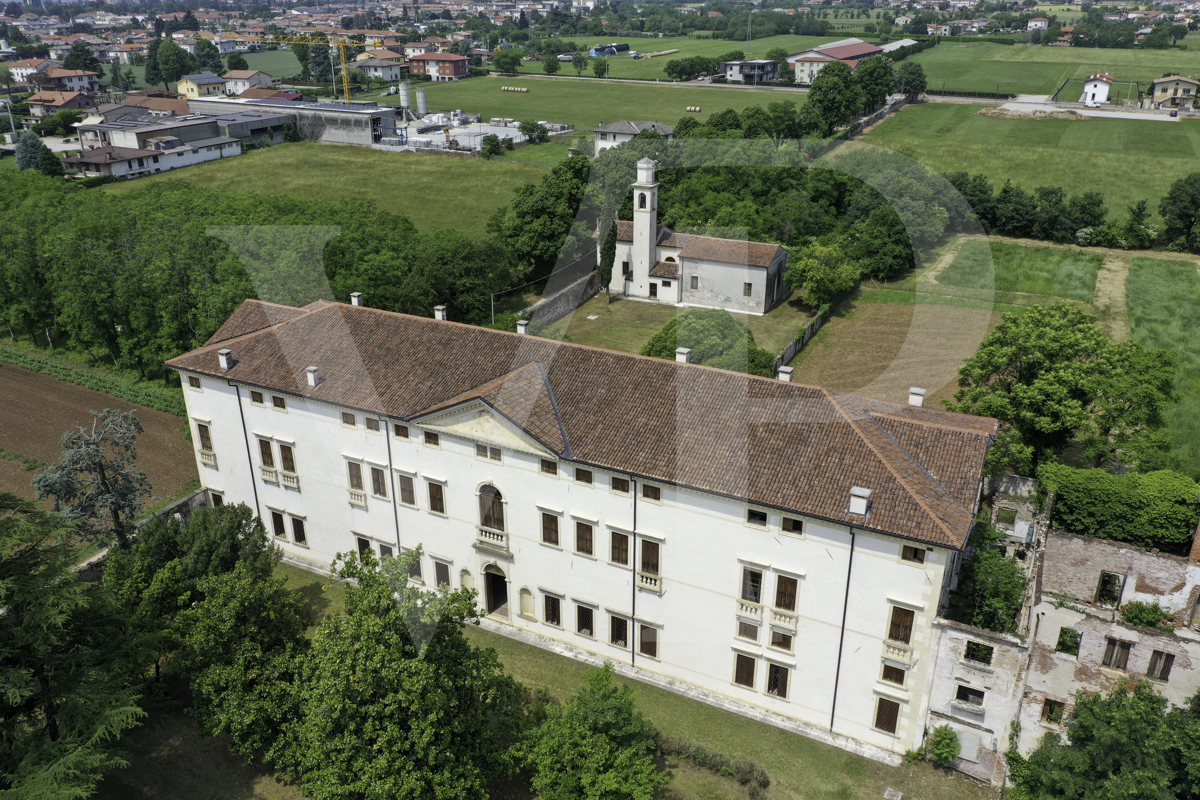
[526,266,600,328]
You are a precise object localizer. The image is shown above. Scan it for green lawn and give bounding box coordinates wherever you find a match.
[1126,257,1200,478]
[377,75,802,134]
[938,240,1103,302]
[862,103,1200,223]
[908,41,1200,97]
[102,141,548,236]
[122,48,302,90]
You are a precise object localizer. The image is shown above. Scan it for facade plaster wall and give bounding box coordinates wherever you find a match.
[179,368,961,759]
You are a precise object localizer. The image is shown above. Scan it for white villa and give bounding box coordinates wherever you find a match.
[605,159,790,315]
[1079,72,1113,104]
[168,294,998,763]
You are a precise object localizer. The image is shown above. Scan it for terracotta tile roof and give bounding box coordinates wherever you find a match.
[819,42,883,60]
[169,300,996,548]
[649,260,680,279]
[612,222,781,267]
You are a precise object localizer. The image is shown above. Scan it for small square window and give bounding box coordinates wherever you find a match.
[291,517,306,545]
[540,459,558,476]
[955,685,985,706]
[576,468,593,485]
[638,624,658,658]
[424,431,440,447]
[965,641,994,665]
[610,615,629,648]
[366,418,380,433]
[1102,637,1131,670]
[738,620,759,642]
[575,521,594,556]
[1055,627,1082,656]
[901,545,926,564]
[1096,572,1124,606]
[611,532,629,565]
[662,280,672,288]
[782,517,803,535]
[611,476,630,494]
[250,390,264,404]
[1149,650,1174,682]
[770,630,793,652]
[210,492,224,507]
[488,446,501,461]
[882,664,906,686]
[734,654,756,688]
[743,282,753,297]
[642,484,661,502]
[766,663,789,698]
[747,509,768,527]
[541,513,559,546]
[393,423,409,439]
[544,595,561,627]
[1042,699,1065,724]
[476,443,488,459]
[435,561,451,587]
[272,396,286,411]
[342,412,357,427]
[188,375,202,390]
[577,605,595,637]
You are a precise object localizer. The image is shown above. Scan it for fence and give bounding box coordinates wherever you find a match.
[926,88,1017,100]
[773,304,831,373]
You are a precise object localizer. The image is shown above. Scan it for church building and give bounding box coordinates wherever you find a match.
[605,159,790,315]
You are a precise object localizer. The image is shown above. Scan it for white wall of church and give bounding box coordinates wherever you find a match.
[180,370,957,758]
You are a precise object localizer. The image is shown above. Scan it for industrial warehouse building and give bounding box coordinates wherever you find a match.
[186,96,397,145]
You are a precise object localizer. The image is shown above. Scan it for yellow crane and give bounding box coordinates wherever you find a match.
[268,35,385,102]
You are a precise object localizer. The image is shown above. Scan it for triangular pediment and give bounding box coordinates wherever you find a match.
[417,401,554,457]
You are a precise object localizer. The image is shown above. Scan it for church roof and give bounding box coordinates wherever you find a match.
[613,222,784,268]
[168,298,997,549]
[649,260,680,279]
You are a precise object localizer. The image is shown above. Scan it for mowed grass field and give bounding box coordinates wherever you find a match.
[937,240,1103,302]
[908,41,1200,96]
[862,103,1200,223]
[122,48,302,89]
[380,75,801,134]
[102,141,548,235]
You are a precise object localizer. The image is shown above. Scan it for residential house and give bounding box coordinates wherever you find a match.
[894,14,915,25]
[1079,72,1113,104]
[43,68,99,93]
[165,289,997,765]
[1147,74,1199,109]
[787,40,883,81]
[589,120,673,157]
[791,55,836,84]
[406,52,469,81]
[403,40,437,58]
[222,69,273,96]
[1027,17,1049,30]
[25,90,94,117]
[720,59,779,83]
[607,159,790,315]
[353,58,407,83]
[177,71,227,98]
[928,23,950,35]
[355,48,406,64]
[64,136,242,179]
[5,57,57,84]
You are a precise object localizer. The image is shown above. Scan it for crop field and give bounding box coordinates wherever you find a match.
[379,75,800,134]
[0,360,196,505]
[1126,257,1200,478]
[861,103,1200,223]
[103,141,548,236]
[937,240,1102,302]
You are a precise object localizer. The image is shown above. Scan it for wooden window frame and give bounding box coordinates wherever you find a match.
[397,474,416,506]
[900,545,926,564]
[393,423,409,439]
[188,375,202,391]
[250,390,264,405]
[428,481,446,515]
[782,517,803,536]
[290,516,307,546]
[733,653,756,689]
[741,567,763,604]
[279,443,296,475]
[271,395,287,411]
[611,476,630,495]
[258,438,275,469]
[774,575,798,612]
[370,466,388,499]
[543,594,562,627]
[341,412,357,428]
[1102,637,1131,671]
[746,508,768,528]
[642,484,662,503]
[881,664,906,686]
[610,531,630,566]
[575,467,593,485]
[874,697,900,735]
[737,620,759,642]
[270,510,287,539]
[575,521,594,556]
[769,629,793,653]
[540,459,558,477]
[347,461,364,492]
[887,606,915,645]
[424,431,440,448]
[196,423,213,452]
[541,512,560,547]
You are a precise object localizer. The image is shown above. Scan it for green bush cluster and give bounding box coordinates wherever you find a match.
[0,344,186,418]
[655,733,771,797]
[640,308,775,377]
[1038,464,1200,551]
[1120,600,1174,632]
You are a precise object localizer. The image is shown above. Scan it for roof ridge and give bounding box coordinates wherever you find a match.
[823,387,957,545]
[868,410,973,520]
[536,361,572,460]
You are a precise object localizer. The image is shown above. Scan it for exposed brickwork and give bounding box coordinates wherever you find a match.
[1041,532,1190,605]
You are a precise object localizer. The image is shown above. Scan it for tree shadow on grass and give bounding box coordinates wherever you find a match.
[292,578,333,625]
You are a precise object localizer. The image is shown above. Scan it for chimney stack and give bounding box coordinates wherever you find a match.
[516,319,529,335]
[306,366,319,388]
[217,348,232,371]
[849,486,872,517]
[777,366,794,382]
[350,292,363,307]
[908,387,926,407]
[434,305,447,321]
[675,347,691,363]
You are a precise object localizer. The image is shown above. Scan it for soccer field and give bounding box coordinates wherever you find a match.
[908,41,1200,97]
[862,102,1200,222]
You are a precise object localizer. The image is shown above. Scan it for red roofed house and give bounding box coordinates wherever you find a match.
[26,90,95,117]
[1027,17,1049,30]
[6,57,58,84]
[406,52,469,82]
[44,67,100,93]
[1079,72,1113,104]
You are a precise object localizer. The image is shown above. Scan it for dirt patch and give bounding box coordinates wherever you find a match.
[0,362,197,505]
[1092,254,1132,342]
[790,302,1001,407]
[978,107,1086,120]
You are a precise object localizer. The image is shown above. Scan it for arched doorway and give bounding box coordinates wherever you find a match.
[483,563,509,619]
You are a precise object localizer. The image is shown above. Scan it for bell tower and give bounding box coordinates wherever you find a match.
[631,158,659,297]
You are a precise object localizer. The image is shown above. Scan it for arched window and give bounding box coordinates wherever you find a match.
[479,485,505,531]
[665,256,677,263]
[638,192,647,209]
[460,569,475,593]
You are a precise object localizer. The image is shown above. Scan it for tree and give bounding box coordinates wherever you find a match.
[926,725,961,767]
[1160,172,1200,251]
[275,551,527,799]
[193,39,224,74]
[853,55,894,111]
[764,45,789,67]
[946,525,1028,632]
[155,38,198,85]
[226,52,250,72]
[894,61,926,99]
[496,153,590,278]
[493,49,522,73]
[640,309,776,377]
[592,57,608,78]
[308,42,332,81]
[62,41,103,81]
[282,122,303,142]
[572,51,590,76]
[34,409,152,549]
[532,663,669,800]
[0,67,16,134]
[15,130,41,170]
[796,102,827,137]
[36,144,63,177]
[144,39,164,89]
[480,133,503,158]
[543,54,560,75]
[291,41,311,79]
[0,494,146,798]
[1169,23,1189,44]
[807,60,860,128]
[783,243,859,307]
[518,118,549,144]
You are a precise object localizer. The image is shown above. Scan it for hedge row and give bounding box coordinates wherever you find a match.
[1038,464,1200,551]
[655,733,771,798]
[0,344,187,418]
[926,88,1017,99]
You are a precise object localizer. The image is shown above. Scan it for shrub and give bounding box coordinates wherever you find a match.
[927,725,961,767]
[1120,600,1174,631]
[1038,464,1200,551]
[640,308,775,377]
